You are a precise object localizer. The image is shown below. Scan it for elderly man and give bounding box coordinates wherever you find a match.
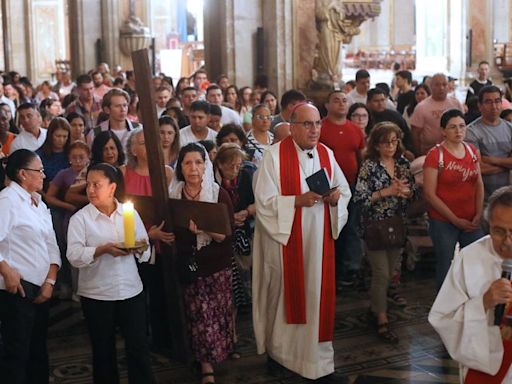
[410,73,464,155]
[252,102,351,382]
[429,186,512,383]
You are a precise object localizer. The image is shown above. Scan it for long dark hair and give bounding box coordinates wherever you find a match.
[39,117,71,157]
[91,130,125,166]
[347,102,374,136]
[406,84,431,117]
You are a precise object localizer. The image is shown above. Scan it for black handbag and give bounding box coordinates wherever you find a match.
[233,227,251,256]
[365,215,406,250]
[177,246,198,284]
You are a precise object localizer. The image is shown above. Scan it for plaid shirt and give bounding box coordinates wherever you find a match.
[65,96,102,135]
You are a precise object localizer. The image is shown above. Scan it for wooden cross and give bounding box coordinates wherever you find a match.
[131,49,191,361]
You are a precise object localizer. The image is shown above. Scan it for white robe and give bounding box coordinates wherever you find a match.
[428,236,512,383]
[252,140,351,379]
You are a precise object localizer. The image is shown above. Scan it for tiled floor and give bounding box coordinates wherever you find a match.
[45,252,461,384]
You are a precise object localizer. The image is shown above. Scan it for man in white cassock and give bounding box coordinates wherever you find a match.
[252,102,351,382]
[429,186,512,384]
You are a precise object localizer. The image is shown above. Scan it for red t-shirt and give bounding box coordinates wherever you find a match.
[423,143,480,221]
[320,118,365,185]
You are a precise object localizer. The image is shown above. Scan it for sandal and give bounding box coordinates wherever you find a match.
[201,372,215,384]
[388,291,407,306]
[377,322,399,344]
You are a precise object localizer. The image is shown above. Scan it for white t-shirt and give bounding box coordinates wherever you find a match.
[179,125,218,147]
[9,128,47,154]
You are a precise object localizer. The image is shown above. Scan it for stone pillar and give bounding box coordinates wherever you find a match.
[2,0,30,75]
[101,0,121,69]
[262,0,294,95]
[69,0,102,77]
[467,0,494,70]
[204,0,294,95]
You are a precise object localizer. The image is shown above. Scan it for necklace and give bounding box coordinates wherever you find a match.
[184,185,202,200]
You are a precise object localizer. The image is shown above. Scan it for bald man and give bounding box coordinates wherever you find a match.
[410,73,464,155]
[252,103,351,382]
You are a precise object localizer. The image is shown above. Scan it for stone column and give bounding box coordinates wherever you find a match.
[203,0,293,95]
[2,0,30,75]
[262,0,294,95]
[467,0,494,70]
[68,0,102,77]
[101,0,121,69]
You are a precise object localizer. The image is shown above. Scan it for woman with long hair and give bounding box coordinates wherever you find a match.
[36,117,71,189]
[404,84,431,123]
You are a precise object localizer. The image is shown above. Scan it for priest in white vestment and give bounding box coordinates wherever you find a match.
[429,186,512,384]
[252,103,351,381]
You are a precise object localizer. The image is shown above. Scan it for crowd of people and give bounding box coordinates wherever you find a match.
[0,59,512,383]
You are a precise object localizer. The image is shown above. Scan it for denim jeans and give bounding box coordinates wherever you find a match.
[428,218,485,289]
[335,192,363,281]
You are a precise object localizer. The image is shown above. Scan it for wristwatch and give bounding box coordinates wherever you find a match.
[44,278,56,286]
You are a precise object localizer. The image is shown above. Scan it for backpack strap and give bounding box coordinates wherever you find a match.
[462,141,478,163]
[436,144,444,170]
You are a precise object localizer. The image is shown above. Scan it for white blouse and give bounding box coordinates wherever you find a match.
[0,182,61,289]
[67,201,150,301]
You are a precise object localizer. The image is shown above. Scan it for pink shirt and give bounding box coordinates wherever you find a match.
[410,96,464,155]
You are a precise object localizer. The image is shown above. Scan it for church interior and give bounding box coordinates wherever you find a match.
[1,0,512,383]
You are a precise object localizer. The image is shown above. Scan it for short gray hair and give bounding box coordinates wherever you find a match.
[125,127,144,169]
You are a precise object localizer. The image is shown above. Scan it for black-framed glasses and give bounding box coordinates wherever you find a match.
[22,167,45,175]
[291,120,322,129]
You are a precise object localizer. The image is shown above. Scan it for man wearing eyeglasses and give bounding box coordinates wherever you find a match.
[429,186,512,383]
[253,102,351,383]
[466,85,512,199]
[320,90,365,289]
[9,103,46,154]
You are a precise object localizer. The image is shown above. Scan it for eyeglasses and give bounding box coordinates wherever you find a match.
[482,98,502,106]
[22,167,45,174]
[351,113,369,119]
[379,138,399,146]
[254,114,272,121]
[490,227,512,240]
[291,120,322,129]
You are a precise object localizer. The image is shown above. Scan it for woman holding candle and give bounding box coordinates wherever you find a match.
[67,162,155,384]
[169,143,235,384]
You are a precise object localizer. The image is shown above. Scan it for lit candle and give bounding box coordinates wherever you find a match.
[123,202,135,248]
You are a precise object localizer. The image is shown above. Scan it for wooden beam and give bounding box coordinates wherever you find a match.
[131,49,191,362]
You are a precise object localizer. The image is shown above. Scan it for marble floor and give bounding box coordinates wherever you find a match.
[44,251,460,384]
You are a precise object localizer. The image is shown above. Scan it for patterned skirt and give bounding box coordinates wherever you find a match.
[183,268,234,363]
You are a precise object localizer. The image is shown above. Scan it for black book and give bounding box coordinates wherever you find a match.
[306,168,333,196]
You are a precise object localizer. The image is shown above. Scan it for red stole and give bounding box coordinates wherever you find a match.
[278,136,336,342]
[465,306,512,384]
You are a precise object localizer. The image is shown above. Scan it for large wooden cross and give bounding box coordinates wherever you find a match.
[131,49,190,361]
[130,48,232,363]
